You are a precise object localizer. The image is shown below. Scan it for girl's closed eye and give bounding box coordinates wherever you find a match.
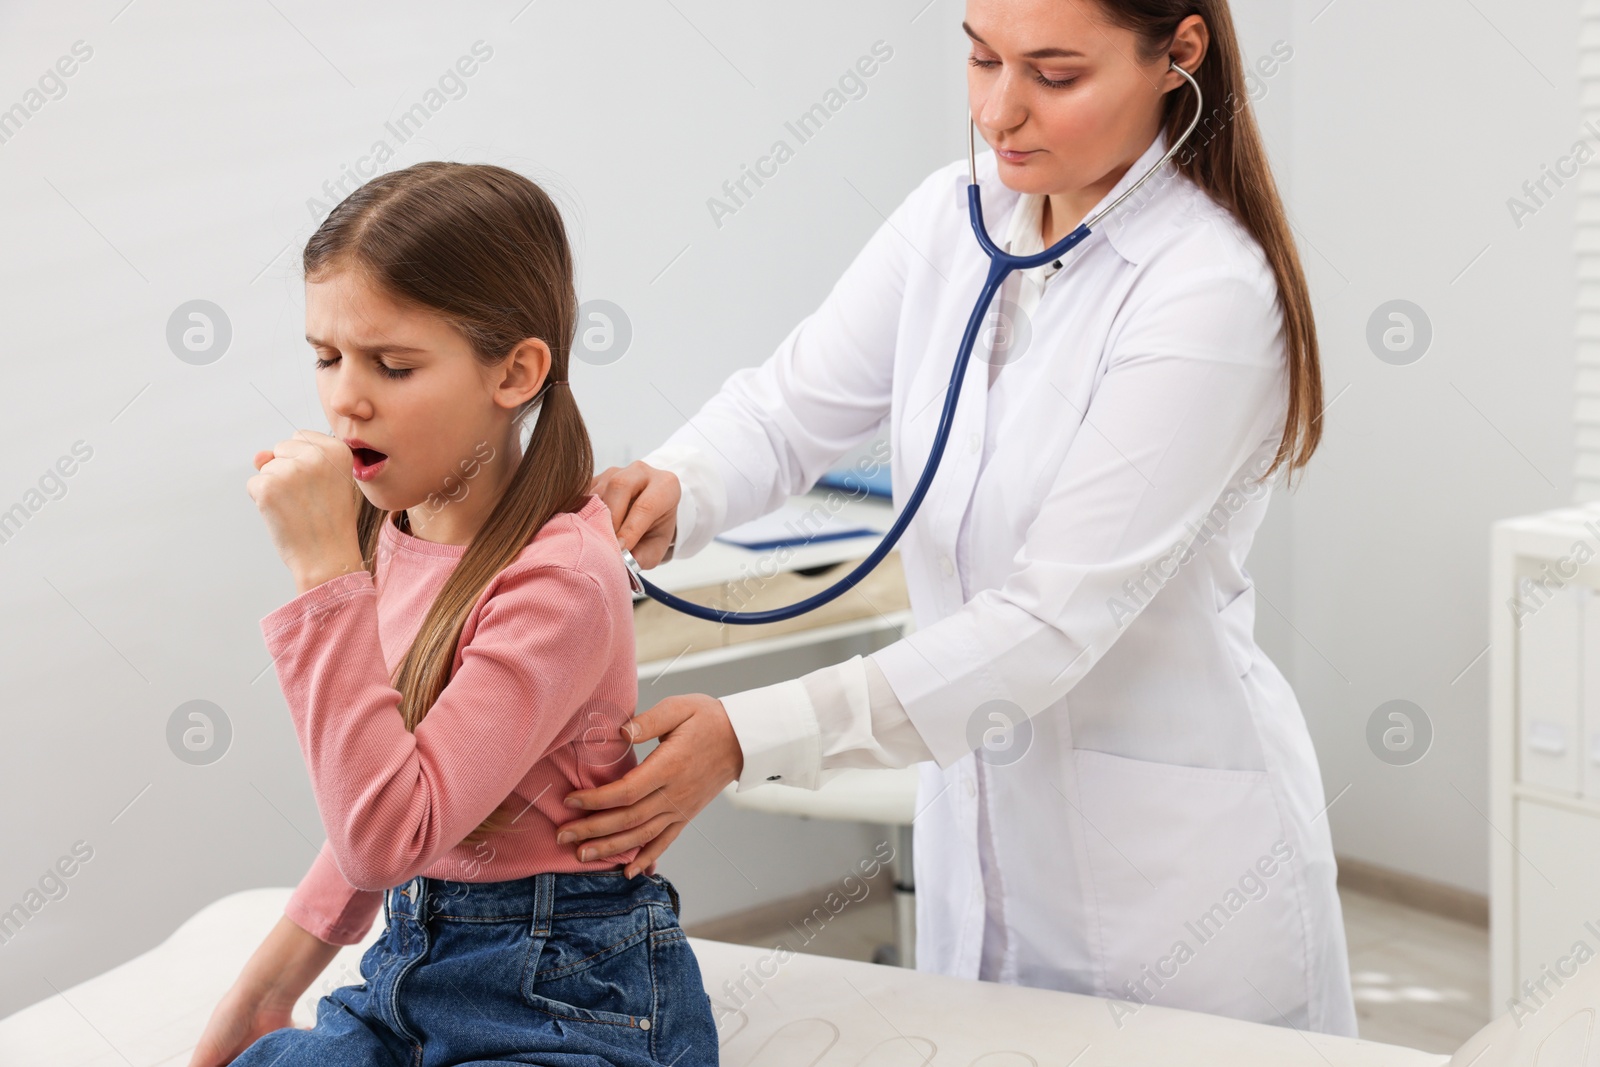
[313,353,414,380]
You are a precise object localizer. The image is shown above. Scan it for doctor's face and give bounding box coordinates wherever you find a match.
[964,0,1198,200]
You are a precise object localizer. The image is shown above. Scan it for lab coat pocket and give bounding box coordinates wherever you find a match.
[1072,748,1311,1028]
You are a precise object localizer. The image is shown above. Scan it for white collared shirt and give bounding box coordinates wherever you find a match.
[642,130,1289,791]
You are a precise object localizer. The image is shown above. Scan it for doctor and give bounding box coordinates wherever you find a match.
[562,0,1358,1037]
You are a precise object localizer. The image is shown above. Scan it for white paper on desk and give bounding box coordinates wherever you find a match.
[714,500,887,550]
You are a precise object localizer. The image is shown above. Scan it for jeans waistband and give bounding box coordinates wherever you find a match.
[385,866,681,928]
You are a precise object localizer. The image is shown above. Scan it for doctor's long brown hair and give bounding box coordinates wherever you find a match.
[304,162,596,849]
[1098,0,1321,485]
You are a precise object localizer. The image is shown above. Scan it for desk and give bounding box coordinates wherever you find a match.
[0,888,1451,1066]
[632,491,911,679]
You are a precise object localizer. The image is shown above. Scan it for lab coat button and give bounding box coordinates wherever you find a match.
[965,777,977,798]
[968,432,980,454]
[941,556,954,577]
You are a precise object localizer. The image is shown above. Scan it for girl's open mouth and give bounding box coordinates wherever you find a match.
[352,447,388,480]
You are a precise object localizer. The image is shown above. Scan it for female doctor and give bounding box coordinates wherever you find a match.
[562,0,1358,1037]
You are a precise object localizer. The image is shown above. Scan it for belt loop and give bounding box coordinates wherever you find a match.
[664,877,681,918]
[529,872,553,937]
[411,876,427,922]
[646,871,680,915]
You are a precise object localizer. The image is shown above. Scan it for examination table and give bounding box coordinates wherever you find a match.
[0,887,1482,1066]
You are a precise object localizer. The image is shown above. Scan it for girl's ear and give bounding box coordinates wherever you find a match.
[497,337,553,409]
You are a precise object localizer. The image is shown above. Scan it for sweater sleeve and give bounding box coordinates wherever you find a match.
[260,560,618,892]
[283,839,384,945]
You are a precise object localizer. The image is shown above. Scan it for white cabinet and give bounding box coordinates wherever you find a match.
[1584,593,1600,801]
[1491,507,1600,1008]
[1512,798,1600,993]
[1516,583,1582,794]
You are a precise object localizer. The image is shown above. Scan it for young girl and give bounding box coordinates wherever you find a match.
[192,162,719,1066]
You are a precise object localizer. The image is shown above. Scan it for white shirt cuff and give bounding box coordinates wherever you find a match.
[719,655,934,792]
[720,678,823,791]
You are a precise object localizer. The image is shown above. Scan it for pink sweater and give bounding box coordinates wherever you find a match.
[262,493,641,945]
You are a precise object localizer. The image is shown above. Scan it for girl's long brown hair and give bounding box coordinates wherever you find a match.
[304,162,595,848]
[1100,0,1321,485]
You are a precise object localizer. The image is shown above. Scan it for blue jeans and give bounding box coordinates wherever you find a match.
[235,867,719,1066]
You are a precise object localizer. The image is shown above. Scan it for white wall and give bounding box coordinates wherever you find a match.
[0,0,967,1017]
[1270,0,1578,895]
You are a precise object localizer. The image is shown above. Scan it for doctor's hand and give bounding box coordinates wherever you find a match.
[589,461,679,568]
[558,694,744,879]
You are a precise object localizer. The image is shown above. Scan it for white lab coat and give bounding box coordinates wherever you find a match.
[643,132,1359,1037]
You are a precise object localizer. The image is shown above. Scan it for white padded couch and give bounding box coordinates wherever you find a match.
[0,887,1574,1065]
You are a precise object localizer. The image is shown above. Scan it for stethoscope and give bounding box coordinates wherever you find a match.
[623,62,1204,625]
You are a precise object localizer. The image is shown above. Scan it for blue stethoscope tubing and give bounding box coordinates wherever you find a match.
[623,62,1204,625]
